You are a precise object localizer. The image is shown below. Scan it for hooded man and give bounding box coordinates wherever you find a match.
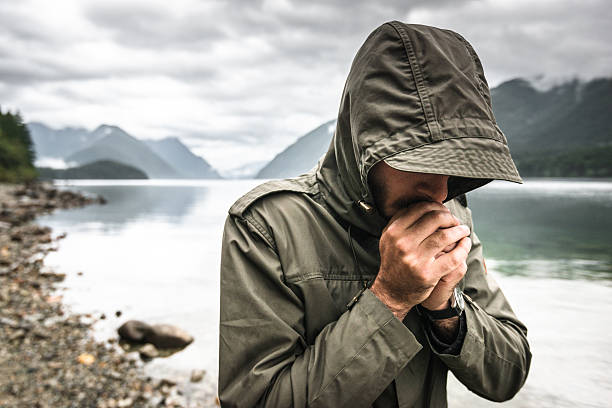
[219,21,531,407]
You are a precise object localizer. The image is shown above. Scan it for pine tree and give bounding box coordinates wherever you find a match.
[0,107,38,182]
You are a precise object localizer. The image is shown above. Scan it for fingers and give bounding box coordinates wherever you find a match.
[434,241,457,259]
[385,201,449,231]
[420,224,471,258]
[383,201,455,241]
[409,210,460,244]
[432,236,472,278]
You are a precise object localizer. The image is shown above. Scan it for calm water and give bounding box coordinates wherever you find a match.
[37,179,612,407]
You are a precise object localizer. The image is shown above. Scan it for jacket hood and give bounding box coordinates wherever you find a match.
[316,21,521,236]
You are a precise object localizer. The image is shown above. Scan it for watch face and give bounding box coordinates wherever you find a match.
[453,287,465,312]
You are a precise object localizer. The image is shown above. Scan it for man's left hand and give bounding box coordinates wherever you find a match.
[420,235,472,311]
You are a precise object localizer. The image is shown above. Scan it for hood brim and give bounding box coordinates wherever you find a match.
[383,136,523,189]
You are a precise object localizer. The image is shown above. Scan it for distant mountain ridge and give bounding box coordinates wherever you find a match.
[492,77,612,154]
[28,123,221,179]
[256,120,336,178]
[255,77,612,179]
[144,137,220,179]
[37,160,148,180]
[28,122,100,159]
[65,125,181,179]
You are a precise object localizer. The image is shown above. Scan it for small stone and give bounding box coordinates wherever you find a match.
[78,353,96,365]
[158,378,177,387]
[139,344,159,360]
[117,398,133,408]
[9,329,26,341]
[105,370,122,380]
[0,317,20,328]
[190,369,205,383]
[46,295,62,304]
[33,327,51,338]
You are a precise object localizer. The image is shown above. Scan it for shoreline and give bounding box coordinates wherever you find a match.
[0,181,217,408]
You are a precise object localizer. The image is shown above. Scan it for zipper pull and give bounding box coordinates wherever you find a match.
[357,200,375,214]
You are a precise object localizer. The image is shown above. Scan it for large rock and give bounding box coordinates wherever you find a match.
[145,324,193,349]
[117,320,153,343]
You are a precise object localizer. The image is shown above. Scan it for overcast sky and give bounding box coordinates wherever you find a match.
[1,0,610,170]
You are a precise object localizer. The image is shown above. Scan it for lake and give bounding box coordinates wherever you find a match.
[37,179,612,407]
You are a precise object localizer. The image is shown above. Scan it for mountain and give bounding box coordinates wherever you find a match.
[65,125,181,178]
[144,137,221,179]
[256,120,336,179]
[37,160,149,180]
[27,122,101,160]
[492,77,612,177]
[491,77,612,154]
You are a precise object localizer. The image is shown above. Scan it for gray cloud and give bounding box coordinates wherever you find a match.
[406,0,612,84]
[83,2,226,50]
[0,0,610,170]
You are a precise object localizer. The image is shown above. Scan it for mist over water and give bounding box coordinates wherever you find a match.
[37,179,612,407]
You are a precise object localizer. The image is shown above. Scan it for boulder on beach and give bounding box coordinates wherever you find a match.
[147,324,194,349]
[118,320,193,350]
[117,320,153,343]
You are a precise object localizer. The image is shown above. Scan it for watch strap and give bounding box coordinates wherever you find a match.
[418,305,461,320]
[417,287,465,320]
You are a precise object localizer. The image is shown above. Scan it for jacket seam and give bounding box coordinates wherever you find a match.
[463,297,528,372]
[450,31,497,121]
[464,331,526,373]
[361,131,505,159]
[243,215,278,253]
[285,274,378,284]
[388,21,441,141]
[310,317,396,405]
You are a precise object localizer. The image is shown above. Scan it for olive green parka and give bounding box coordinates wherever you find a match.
[219,21,531,407]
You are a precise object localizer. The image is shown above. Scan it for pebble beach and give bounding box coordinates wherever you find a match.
[0,182,218,408]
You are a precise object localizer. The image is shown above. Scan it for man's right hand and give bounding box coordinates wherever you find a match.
[370,201,471,320]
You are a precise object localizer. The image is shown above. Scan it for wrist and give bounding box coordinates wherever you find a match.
[370,281,413,321]
[419,287,465,320]
[430,315,460,344]
[422,298,451,311]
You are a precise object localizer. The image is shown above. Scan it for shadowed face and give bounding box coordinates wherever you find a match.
[368,161,450,219]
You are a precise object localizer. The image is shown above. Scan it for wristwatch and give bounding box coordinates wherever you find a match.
[418,287,465,320]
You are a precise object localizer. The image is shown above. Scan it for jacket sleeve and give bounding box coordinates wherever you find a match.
[425,228,532,402]
[218,213,422,408]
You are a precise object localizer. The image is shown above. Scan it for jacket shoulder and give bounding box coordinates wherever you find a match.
[228,172,318,218]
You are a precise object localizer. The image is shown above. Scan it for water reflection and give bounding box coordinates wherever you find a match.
[468,179,612,278]
[43,183,208,231]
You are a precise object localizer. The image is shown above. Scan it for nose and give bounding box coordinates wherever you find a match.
[417,174,449,203]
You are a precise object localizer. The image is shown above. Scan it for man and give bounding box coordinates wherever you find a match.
[219,21,531,407]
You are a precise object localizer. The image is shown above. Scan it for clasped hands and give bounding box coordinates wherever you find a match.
[371,201,472,321]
